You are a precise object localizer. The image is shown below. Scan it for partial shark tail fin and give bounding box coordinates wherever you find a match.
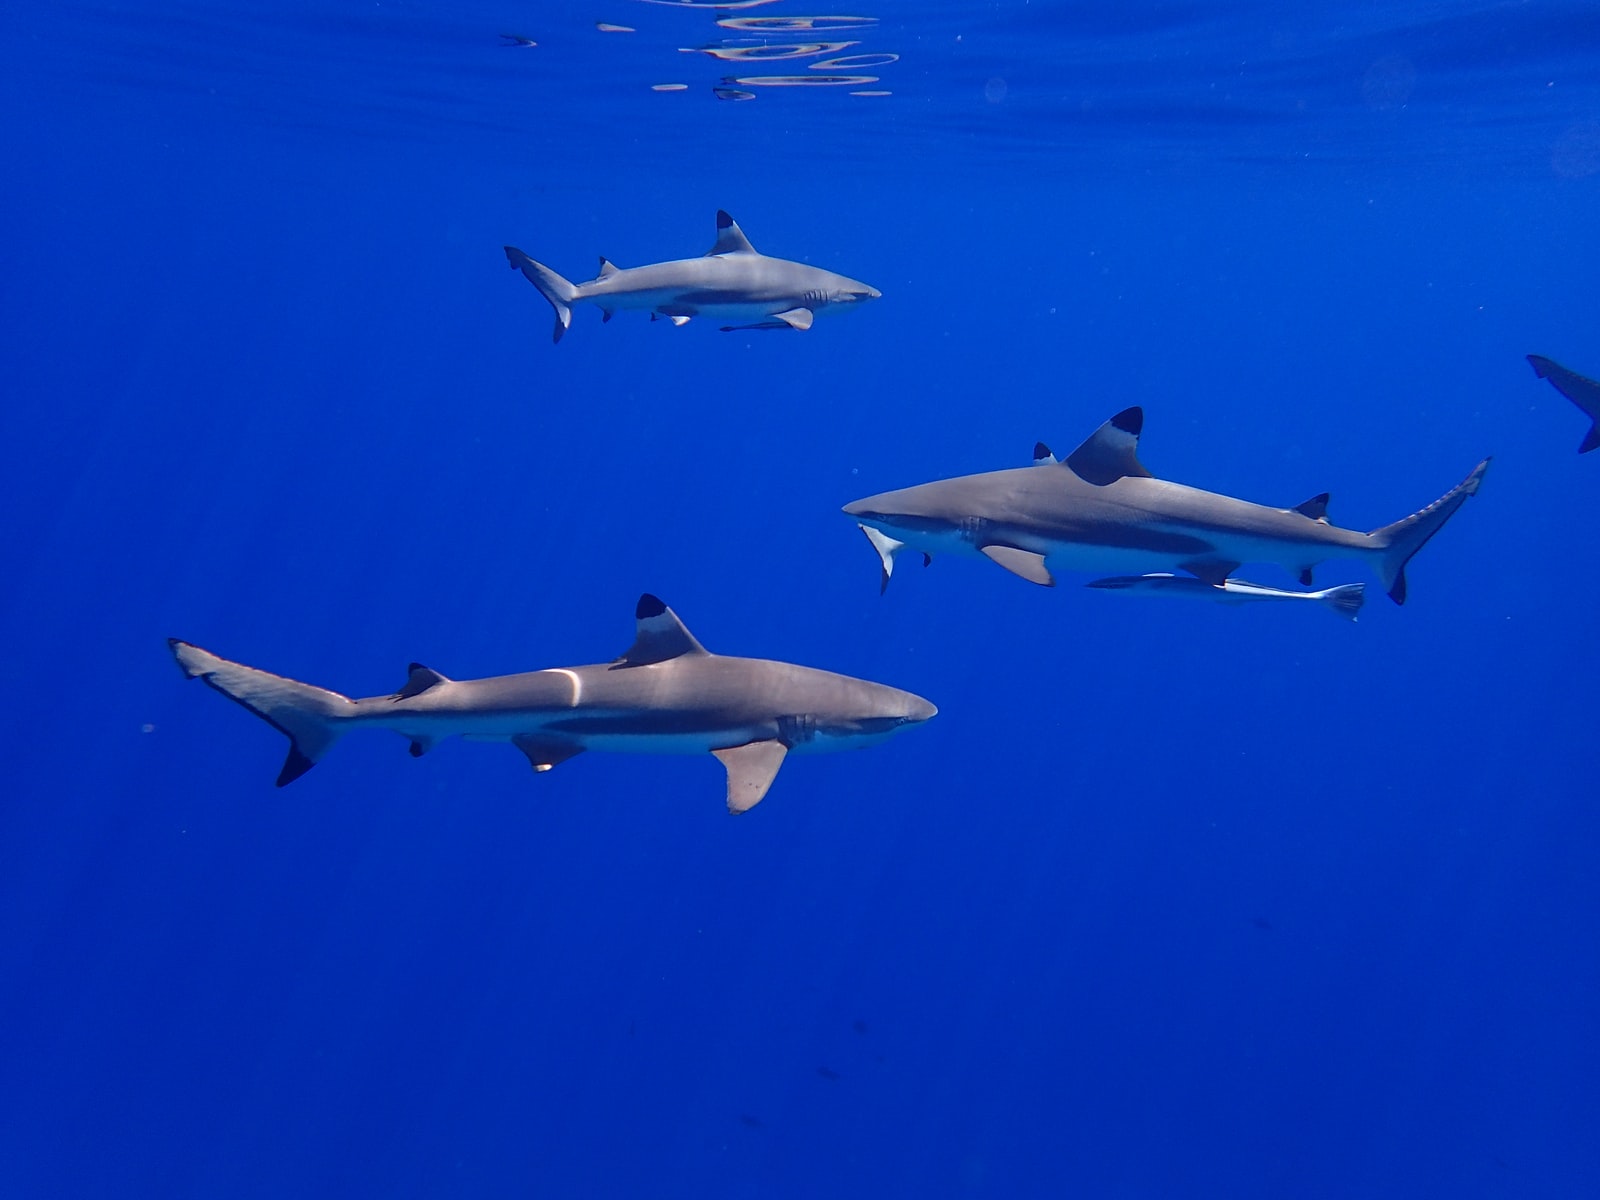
[1368,458,1490,605]
[504,246,579,343]
[1314,582,1366,622]
[169,640,353,786]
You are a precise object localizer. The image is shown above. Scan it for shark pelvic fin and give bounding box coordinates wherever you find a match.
[1293,493,1331,522]
[859,525,904,594]
[707,210,758,256]
[714,740,788,813]
[513,735,585,773]
[617,594,709,666]
[397,663,450,700]
[1180,559,1240,587]
[1064,407,1153,486]
[980,544,1055,586]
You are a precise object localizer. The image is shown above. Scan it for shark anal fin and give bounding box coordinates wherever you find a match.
[1299,568,1314,586]
[601,308,614,323]
[617,594,709,666]
[707,210,758,257]
[922,552,932,567]
[713,740,788,813]
[512,735,584,774]
[1181,559,1240,587]
[980,544,1054,586]
[397,663,450,700]
[408,736,438,758]
[1064,407,1152,486]
[1293,493,1331,522]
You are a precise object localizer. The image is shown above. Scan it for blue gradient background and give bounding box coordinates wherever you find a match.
[3,3,1597,1196]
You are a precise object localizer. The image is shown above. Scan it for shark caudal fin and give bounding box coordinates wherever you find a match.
[1369,459,1490,605]
[504,247,580,343]
[169,640,353,786]
[1314,582,1366,622]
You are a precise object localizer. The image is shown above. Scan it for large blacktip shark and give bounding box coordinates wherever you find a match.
[168,595,935,814]
[1527,354,1600,454]
[504,210,880,343]
[843,408,1490,605]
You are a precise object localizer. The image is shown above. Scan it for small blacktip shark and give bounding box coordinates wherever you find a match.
[169,595,935,813]
[1527,354,1600,454]
[1085,574,1366,621]
[844,408,1489,605]
[504,210,880,343]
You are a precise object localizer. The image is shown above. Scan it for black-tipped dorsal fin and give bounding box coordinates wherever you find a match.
[617,594,709,666]
[597,256,619,279]
[1293,492,1331,522]
[398,663,450,700]
[707,210,757,256]
[1064,407,1152,486]
[1032,441,1059,466]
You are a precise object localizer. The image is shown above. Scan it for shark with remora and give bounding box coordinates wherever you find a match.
[844,408,1489,604]
[504,211,880,343]
[1527,354,1600,454]
[169,595,935,813]
[1085,574,1366,621]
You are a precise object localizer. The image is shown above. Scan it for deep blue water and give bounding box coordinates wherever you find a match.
[4,2,1598,1196]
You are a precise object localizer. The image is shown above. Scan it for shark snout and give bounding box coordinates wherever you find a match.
[905,695,938,723]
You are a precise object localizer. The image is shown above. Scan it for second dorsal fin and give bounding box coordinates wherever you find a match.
[616,594,709,666]
[706,210,757,256]
[1064,408,1152,486]
[597,256,620,279]
[1032,441,1059,466]
[1293,492,1331,522]
[397,663,450,700]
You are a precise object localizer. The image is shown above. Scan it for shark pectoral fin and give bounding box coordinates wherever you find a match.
[719,308,815,333]
[858,525,904,594]
[713,740,788,814]
[773,307,814,330]
[1180,559,1240,587]
[980,544,1054,586]
[1064,407,1153,486]
[512,734,584,774]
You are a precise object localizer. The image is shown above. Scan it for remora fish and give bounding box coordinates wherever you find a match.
[1527,354,1600,454]
[1085,574,1367,621]
[844,408,1489,604]
[504,210,880,342]
[169,595,935,813]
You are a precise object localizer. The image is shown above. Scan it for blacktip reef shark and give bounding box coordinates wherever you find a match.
[504,210,880,343]
[1085,574,1366,621]
[168,595,935,814]
[844,408,1489,604]
[1527,354,1600,454]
